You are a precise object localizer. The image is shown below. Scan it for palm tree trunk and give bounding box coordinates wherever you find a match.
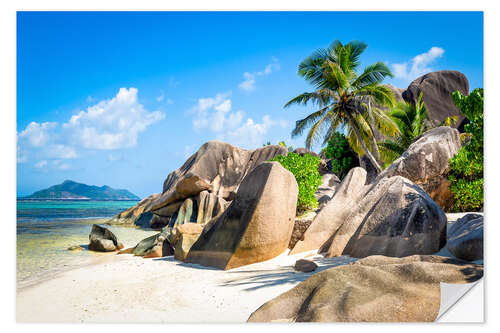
[346,113,382,174]
[367,99,382,162]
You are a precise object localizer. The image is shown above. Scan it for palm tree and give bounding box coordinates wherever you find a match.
[378,92,430,164]
[285,40,399,173]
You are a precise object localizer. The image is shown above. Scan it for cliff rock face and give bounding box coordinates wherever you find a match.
[402,70,469,128]
[248,255,483,322]
[185,162,298,270]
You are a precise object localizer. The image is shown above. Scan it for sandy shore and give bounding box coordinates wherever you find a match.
[16,249,357,323]
[16,213,482,323]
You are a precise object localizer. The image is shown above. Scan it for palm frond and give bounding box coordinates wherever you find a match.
[355,84,396,108]
[346,40,368,70]
[304,111,331,150]
[291,108,329,138]
[352,62,393,88]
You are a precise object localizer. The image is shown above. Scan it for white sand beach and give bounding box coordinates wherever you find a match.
[16,249,357,323]
[16,213,480,323]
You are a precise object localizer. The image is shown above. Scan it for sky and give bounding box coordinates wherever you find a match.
[16,11,484,198]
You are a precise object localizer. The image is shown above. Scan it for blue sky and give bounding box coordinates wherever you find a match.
[16,11,483,198]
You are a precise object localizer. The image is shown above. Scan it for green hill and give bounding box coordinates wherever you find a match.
[24,180,140,200]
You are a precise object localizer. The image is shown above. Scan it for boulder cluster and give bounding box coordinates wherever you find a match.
[84,70,482,322]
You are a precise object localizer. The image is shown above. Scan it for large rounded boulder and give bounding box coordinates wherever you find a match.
[377,126,462,211]
[185,161,298,270]
[402,70,469,128]
[248,255,483,322]
[326,176,447,258]
[446,213,483,261]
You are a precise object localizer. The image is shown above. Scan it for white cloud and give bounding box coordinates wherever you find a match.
[217,115,287,149]
[238,58,280,92]
[239,72,256,91]
[191,93,244,132]
[17,87,164,165]
[18,121,57,147]
[392,47,445,82]
[34,160,47,169]
[156,91,164,102]
[48,144,78,159]
[63,87,165,150]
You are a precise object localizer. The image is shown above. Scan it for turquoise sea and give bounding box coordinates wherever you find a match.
[16,200,157,289]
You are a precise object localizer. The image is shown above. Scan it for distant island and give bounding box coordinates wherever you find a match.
[20,180,141,201]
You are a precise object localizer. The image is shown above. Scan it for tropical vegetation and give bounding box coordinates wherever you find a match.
[448,88,484,212]
[284,39,399,173]
[271,152,322,213]
[321,132,358,179]
[378,92,430,165]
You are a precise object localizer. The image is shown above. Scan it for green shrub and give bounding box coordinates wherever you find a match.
[271,152,321,213]
[322,132,358,179]
[448,88,484,212]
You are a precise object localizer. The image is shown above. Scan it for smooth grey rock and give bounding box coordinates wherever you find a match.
[447,214,483,261]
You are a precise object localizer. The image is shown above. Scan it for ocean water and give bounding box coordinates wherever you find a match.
[16,200,158,289]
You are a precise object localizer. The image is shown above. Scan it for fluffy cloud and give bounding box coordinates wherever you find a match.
[392,47,445,82]
[217,115,287,149]
[190,92,287,149]
[17,87,164,168]
[238,58,280,92]
[63,87,165,150]
[18,121,57,147]
[192,93,244,132]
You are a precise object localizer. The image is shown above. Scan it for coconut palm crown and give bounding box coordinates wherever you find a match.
[285,40,399,172]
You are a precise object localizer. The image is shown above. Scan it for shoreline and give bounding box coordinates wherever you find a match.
[16,212,482,323]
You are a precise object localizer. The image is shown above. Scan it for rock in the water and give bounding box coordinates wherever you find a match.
[447,214,483,261]
[325,175,447,258]
[154,141,288,211]
[67,245,84,251]
[88,224,121,252]
[185,161,298,270]
[290,167,367,255]
[402,70,469,128]
[294,259,317,272]
[106,193,160,226]
[377,126,462,211]
[314,173,340,208]
[248,255,483,322]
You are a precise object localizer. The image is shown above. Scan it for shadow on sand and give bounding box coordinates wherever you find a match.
[218,255,358,291]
